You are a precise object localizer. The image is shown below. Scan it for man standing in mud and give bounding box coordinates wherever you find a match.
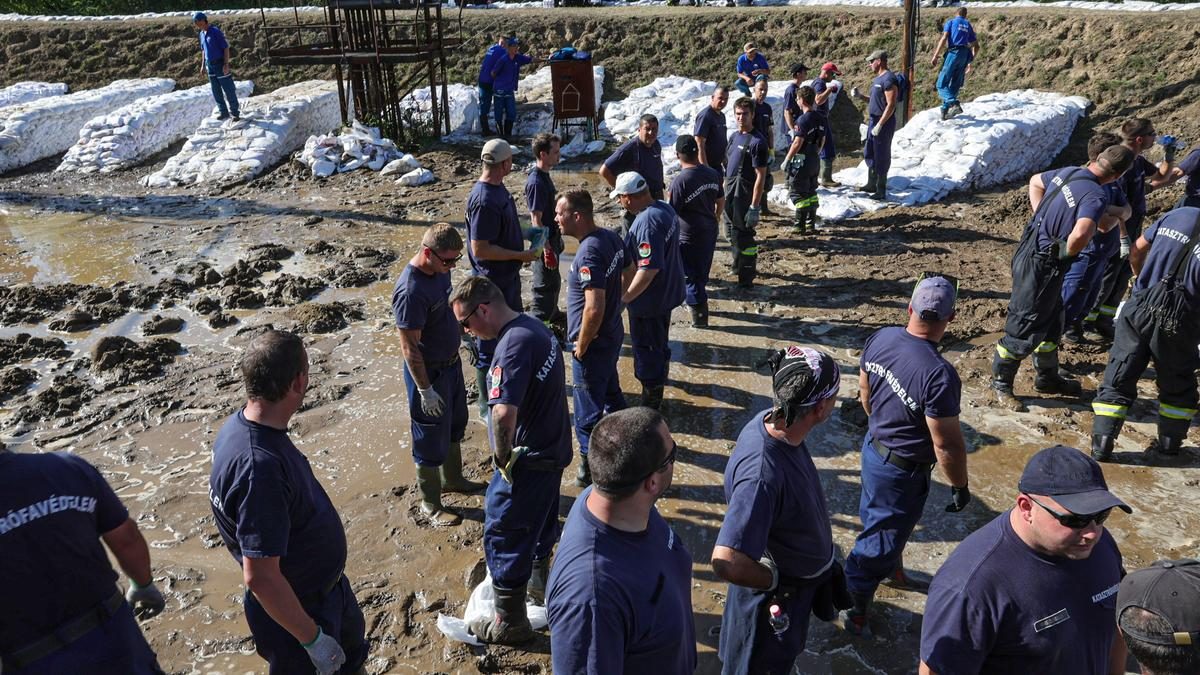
[694,86,730,174]
[600,114,664,235]
[392,223,487,527]
[209,329,368,675]
[842,275,970,638]
[451,276,572,645]
[812,62,842,187]
[991,145,1133,411]
[193,12,240,122]
[466,138,541,419]
[854,50,899,201]
[724,96,769,289]
[525,132,566,334]
[669,134,724,327]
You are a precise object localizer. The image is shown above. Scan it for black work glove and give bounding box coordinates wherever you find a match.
[945,484,971,513]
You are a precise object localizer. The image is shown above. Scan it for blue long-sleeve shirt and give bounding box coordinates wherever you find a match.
[492,53,533,92]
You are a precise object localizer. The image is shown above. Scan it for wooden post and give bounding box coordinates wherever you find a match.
[900,0,915,126]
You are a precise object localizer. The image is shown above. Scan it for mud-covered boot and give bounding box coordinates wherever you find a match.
[474,367,490,422]
[871,169,888,201]
[1086,317,1115,343]
[641,383,665,411]
[1062,321,1086,344]
[574,452,592,487]
[1091,434,1116,462]
[688,304,706,328]
[527,556,552,606]
[806,206,821,233]
[416,465,461,526]
[503,120,514,141]
[841,592,874,638]
[1034,347,1082,397]
[468,584,538,645]
[856,168,877,195]
[991,351,1027,412]
[819,159,840,187]
[441,441,487,494]
[479,114,492,136]
[791,204,808,235]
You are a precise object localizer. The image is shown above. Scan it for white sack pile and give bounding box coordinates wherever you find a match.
[766,183,889,222]
[0,82,67,110]
[144,80,340,188]
[57,81,254,174]
[832,90,1089,207]
[296,121,405,177]
[0,78,175,174]
[489,0,1200,10]
[400,83,479,138]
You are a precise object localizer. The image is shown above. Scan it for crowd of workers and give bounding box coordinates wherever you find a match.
[5,7,1200,675]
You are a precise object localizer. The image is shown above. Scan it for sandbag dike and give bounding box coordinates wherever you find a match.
[57,80,255,174]
[0,7,1195,155]
[143,80,339,187]
[0,81,65,109]
[0,78,174,174]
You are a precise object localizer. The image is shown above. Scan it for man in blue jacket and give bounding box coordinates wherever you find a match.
[193,12,240,122]
[491,37,534,141]
[477,36,507,136]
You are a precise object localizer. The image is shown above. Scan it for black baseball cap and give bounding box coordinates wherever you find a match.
[1118,559,1200,646]
[675,134,699,155]
[791,63,809,76]
[1017,445,1132,515]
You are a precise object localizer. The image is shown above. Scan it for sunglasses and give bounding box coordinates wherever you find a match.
[428,247,462,266]
[459,302,488,328]
[1027,495,1112,530]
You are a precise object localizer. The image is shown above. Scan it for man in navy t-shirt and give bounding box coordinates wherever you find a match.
[1170,147,1200,208]
[208,329,367,675]
[669,134,724,328]
[477,35,507,136]
[451,276,571,644]
[852,49,899,201]
[466,138,541,417]
[992,145,1133,412]
[812,62,843,187]
[392,223,486,527]
[601,115,664,235]
[920,446,1130,675]
[0,449,166,675]
[724,96,770,289]
[782,85,825,236]
[782,63,809,138]
[546,408,696,675]
[1091,205,1200,461]
[613,171,685,411]
[843,276,970,637]
[193,12,240,121]
[735,42,770,97]
[556,189,627,488]
[929,7,979,120]
[713,346,848,674]
[693,86,730,173]
[525,132,565,330]
[752,78,775,158]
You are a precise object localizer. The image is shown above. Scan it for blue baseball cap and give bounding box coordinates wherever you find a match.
[192,11,207,22]
[1018,445,1132,515]
[911,276,957,321]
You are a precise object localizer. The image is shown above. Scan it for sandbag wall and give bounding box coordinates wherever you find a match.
[0,82,66,110]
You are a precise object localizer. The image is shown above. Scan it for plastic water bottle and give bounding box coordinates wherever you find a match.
[768,604,789,636]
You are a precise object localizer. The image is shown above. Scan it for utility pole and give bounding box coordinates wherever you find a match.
[900,0,917,126]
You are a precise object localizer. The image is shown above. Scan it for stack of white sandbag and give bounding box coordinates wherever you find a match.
[400,83,479,137]
[766,183,890,222]
[144,81,340,187]
[57,81,254,174]
[0,78,175,174]
[0,82,67,110]
[834,90,1089,207]
[295,121,403,177]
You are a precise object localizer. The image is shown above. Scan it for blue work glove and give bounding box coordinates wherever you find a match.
[126,579,166,620]
[417,386,445,418]
[945,484,971,513]
[745,206,761,227]
[302,627,346,675]
[1159,134,1177,147]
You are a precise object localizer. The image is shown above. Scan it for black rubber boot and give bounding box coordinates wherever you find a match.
[695,301,709,328]
[857,168,877,194]
[1154,435,1185,456]
[991,351,1027,412]
[479,114,492,136]
[819,159,840,187]
[806,206,820,233]
[641,384,664,411]
[416,465,461,526]
[842,592,873,638]
[1091,434,1116,462]
[441,441,487,494]
[574,452,592,488]
[871,169,888,201]
[1155,417,1190,456]
[527,557,552,605]
[468,584,537,645]
[1033,347,1082,397]
[503,120,514,141]
[1062,321,1086,344]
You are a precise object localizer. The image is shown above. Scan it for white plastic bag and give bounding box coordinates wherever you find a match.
[434,574,548,646]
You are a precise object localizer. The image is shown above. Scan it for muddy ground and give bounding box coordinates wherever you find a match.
[2,5,1200,675]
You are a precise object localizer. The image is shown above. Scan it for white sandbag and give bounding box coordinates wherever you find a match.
[293,121,400,176]
[396,168,435,186]
[0,82,67,110]
[381,154,421,175]
[435,574,548,646]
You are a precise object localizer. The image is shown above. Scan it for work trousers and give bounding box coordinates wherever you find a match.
[529,230,564,322]
[680,229,718,306]
[863,115,896,177]
[819,124,836,162]
[724,188,758,286]
[206,59,240,118]
[484,463,563,589]
[718,572,823,675]
[245,576,368,675]
[478,82,494,120]
[844,435,932,597]
[492,89,517,129]
[7,601,163,675]
[1061,243,1114,326]
[1088,216,1143,326]
[629,313,672,388]
[935,48,971,109]
[403,358,468,466]
[571,341,626,456]
[996,232,1069,372]
[1092,290,1200,439]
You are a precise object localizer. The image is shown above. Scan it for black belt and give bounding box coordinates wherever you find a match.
[872,439,934,473]
[427,354,461,370]
[5,588,124,669]
[300,571,346,607]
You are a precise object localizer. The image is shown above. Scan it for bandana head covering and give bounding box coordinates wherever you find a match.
[765,346,841,425]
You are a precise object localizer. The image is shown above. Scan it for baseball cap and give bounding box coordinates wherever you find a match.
[867,49,888,62]
[1117,559,1200,646]
[1018,445,1132,515]
[821,61,842,75]
[675,134,699,156]
[480,138,512,164]
[910,276,957,321]
[1098,144,1135,176]
[192,11,207,22]
[744,42,758,54]
[506,35,520,46]
[609,171,648,198]
[791,63,810,76]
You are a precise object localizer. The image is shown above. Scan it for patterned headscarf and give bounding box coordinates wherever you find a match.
[765,346,841,425]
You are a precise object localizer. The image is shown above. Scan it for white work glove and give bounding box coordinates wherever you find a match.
[303,627,347,675]
[871,123,883,137]
[851,86,862,98]
[759,555,780,592]
[126,579,166,620]
[417,385,445,417]
[1120,235,1132,259]
[745,206,761,227]
[497,446,529,484]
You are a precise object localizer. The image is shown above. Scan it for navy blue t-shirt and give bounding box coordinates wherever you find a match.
[568,227,626,349]
[0,451,128,652]
[209,410,348,595]
[1121,154,1159,226]
[753,99,774,142]
[725,130,769,184]
[944,16,978,47]
[391,264,458,363]
[492,52,533,91]
[811,77,832,114]
[869,71,899,117]
[525,167,558,234]
[1178,148,1200,200]
[488,314,572,466]
[1081,182,1128,257]
[795,110,827,162]
[716,413,834,578]
[604,138,665,198]
[478,43,506,86]
[860,327,962,463]
[693,105,728,171]
[1032,167,1109,250]
[199,25,228,64]
[546,487,697,675]
[669,164,723,242]
[624,201,685,318]
[466,180,523,305]
[921,512,1123,675]
[1134,206,1200,310]
[783,83,802,124]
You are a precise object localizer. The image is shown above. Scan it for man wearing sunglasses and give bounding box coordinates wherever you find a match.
[392,223,486,527]
[842,275,970,638]
[450,276,571,645]
[713,346,848,674]
[921,445,1131,675]
[546,407,696,674]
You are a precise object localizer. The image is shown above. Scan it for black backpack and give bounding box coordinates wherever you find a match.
[1142,209,1200,336]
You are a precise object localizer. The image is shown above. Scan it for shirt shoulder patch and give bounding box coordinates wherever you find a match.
[489,366,502,399]
[579,266,592,283]
[638,242,652,258]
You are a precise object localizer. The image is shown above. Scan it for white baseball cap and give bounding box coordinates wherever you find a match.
[609,171,648,198]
